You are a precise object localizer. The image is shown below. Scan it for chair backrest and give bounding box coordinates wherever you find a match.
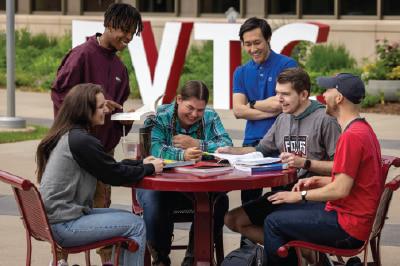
[369,155,400,239]
[381,155,400,180]
[0,170,55,243]
[370,175,400,239]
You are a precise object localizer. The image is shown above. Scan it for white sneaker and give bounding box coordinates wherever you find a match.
[48,259,69,266]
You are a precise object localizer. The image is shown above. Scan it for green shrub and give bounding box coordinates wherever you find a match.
[305,44,356,73]
[362,40,400,81]
[0,29,71,91]
[290,41,312,68]
[361,93,380,108]
[179,41,213,94]
[291,42,360,95]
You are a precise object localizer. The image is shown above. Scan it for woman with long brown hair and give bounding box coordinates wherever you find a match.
[37,83,163,266]
[137,80,232,266]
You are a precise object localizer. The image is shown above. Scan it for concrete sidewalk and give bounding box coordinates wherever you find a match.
[1,89,400,265]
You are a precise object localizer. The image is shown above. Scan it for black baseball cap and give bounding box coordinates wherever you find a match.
[317,73,365,104]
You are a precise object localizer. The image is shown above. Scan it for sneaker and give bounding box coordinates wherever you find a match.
[48,259,69,266]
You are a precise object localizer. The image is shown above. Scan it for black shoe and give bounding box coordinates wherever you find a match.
[345,256,362,266]
[318,253,333,266]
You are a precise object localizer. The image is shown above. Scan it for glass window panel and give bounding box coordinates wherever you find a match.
[303,0,334,15]
[139,0,175,12]
[384,0,400,15]
[33,0,61,11]
[84,0,115,12]
[0,0,5,10]
[341,0,376,16]
[200,0,240,13]
[268,0,296,15]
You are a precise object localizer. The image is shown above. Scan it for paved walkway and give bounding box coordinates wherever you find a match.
[1,89,400,265]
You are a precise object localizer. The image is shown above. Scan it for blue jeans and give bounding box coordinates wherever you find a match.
[137,189,228,262]
[51,208,146,266]
[263,202,364,266]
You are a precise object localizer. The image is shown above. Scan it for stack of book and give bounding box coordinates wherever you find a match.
[209,152,287,174]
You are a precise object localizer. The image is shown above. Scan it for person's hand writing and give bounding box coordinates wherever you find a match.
[184,147,203,161]
[280,152,305,169]
[216,146,232,154]
[268,191,301,205]
[119,108,136,126]
[105,100,123,113]
[173,134,199,149]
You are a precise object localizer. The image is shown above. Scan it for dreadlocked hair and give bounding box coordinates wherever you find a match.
[172,80,209,139]
[104,3,143,36]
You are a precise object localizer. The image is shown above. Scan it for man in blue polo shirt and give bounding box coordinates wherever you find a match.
[233,17,297,205]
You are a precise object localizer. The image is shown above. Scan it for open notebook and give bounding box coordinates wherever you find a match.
[208,152,280,166]
[111,94,163,121]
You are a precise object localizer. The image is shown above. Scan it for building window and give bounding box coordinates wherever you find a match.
[33,0,61,11]
[0,0,4,10]
[341,0,376,16]
[200,0,240,14]
[84,0,115,12]
[139,0,175,12]
[303,0,334,15]
[383,0,400,15]
[268,0,296,15]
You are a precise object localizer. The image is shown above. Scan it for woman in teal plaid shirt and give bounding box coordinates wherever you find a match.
[137,80,233,266]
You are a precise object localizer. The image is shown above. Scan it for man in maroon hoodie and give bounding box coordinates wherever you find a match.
[51,3,143,264]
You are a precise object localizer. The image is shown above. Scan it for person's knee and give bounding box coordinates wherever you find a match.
[224,210,238,231]
[224,208,247,233]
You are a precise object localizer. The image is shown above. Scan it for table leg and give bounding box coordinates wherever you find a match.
[193,192,215,266]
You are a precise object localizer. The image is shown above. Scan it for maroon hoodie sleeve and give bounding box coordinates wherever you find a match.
[51,49,84,116]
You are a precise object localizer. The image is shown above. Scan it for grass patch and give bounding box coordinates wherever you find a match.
[0,125,48,144]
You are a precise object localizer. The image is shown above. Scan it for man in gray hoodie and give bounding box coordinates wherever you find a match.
[218,67,341,244]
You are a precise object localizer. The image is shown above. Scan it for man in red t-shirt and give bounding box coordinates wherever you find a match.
[260,73,384,266]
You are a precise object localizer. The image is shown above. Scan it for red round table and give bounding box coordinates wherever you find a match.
[135,168,297,266]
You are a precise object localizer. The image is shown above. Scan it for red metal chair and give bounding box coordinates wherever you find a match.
[277,155,400,266]
[0,170,139,266]
[131,188,225,266]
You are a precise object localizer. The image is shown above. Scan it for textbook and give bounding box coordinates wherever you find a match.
[209,152,280,166]
[163,160,195,169]
[234,163,289,174]
[175,165,234,177]
[111,94,163,121]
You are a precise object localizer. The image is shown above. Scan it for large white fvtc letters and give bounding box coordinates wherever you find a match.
[72,20,329,110]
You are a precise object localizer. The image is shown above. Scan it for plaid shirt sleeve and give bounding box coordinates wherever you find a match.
[150,111,185,161]
[200,110,233,152]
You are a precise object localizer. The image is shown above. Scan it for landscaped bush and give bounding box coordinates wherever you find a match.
[291,42,361,95]
[361,93,381,108]
[0,29,70,90]
[362,40,400,81]
[2,30,370,106]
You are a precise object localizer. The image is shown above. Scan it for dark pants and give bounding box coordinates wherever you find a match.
[137,189,229,263]
[263,201,364,266]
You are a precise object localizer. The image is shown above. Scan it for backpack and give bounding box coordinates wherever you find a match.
[221,241,264,266]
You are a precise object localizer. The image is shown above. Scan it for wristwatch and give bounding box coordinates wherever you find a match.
[249,100,256,109]
[301,190,308,203]
[303,159,311,170]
